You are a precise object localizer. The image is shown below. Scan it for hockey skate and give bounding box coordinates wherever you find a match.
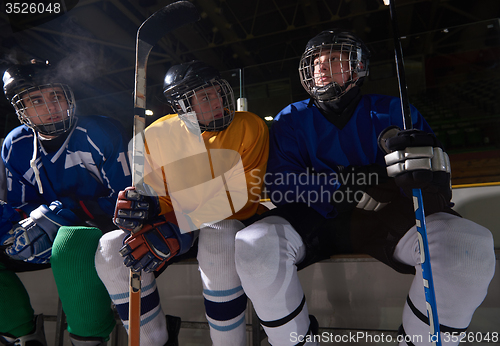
[308,315,319,338]
[0,315,47,346]
[164,315,181,346]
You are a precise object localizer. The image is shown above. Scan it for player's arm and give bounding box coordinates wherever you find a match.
[86,118,132,217]
[1,161,46,216]
[267,108,339,217]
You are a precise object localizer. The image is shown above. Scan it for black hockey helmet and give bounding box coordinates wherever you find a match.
[163,61,220,100]
[299,29,370,102]
[2,60,76,136]
[3,60,52,101]
[163,61,235,132]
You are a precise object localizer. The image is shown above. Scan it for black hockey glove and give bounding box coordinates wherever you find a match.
[381,128,453,213]
[331,164,389,214]
[113,183,161,233]
[383,129,452,200]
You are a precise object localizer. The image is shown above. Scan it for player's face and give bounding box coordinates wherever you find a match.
[21,86,70,125]
[313,50,352,87]
[190,85,224,126]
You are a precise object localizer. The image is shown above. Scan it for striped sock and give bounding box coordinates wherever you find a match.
[198,220,247,346]
[95,230,168,346]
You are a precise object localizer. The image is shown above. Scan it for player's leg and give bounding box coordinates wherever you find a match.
[393,212,495,346]
[235,216,319,346]
[197,219,247,346]
[95,229,174,346]
[0,256,48,345]
[51,226,116,345]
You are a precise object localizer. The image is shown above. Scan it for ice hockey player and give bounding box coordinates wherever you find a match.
[95,60,269,346]
[0,60,131,346]
[232,29,495,346]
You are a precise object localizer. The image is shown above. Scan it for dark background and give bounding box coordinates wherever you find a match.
[1,0,500,183]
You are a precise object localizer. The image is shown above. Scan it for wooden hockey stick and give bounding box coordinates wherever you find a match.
[130,2,199,345]
[388,1,441,345]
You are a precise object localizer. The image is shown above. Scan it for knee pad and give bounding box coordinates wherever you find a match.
[197,219,244,259]
[235,216,304,285]
[427,214,495,289]
[94,229,128,281]
[52,226,103,264]
[197,220,244,289]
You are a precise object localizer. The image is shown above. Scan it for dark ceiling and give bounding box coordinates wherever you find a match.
[1,0,500,135]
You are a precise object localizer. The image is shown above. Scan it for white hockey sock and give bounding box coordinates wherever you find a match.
[235,216,319,346]
[198,220,247,346]
[393,213,495,346]
[95,230,168,346]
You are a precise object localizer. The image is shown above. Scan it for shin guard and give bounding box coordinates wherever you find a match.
[0,265,35,338]
[51,226,115,339]
[198,220,247,346]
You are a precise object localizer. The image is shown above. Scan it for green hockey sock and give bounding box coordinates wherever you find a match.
[0,264,35,337]
[51,226,115,339]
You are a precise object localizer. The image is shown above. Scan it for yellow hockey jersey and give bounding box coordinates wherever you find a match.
[142,111,269,231]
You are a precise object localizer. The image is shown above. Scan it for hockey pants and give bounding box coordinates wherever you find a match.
[234,213,495,346]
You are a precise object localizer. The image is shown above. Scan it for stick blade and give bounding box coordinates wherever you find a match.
[138,0,200,46]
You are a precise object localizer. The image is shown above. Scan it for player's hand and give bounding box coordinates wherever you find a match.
[0,201,22,247]
[5,201,82,264]
[332,164,389,213]
[119,215,195,273]
[113,185,160,233]
[384,129,450,189]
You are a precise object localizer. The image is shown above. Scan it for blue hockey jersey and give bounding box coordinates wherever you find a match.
[267,94,433,218]
[1,115,132,217]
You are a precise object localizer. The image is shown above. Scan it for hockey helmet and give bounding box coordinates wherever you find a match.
[163,61,235,132]
[299,29,370,102]
[3,60,76,136]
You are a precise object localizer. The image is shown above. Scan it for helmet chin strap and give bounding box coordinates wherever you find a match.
[313,79,355,103]
[312,85,361,130]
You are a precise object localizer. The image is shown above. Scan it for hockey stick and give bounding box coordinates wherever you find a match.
[130,2,200,345]
[388,1,441,345]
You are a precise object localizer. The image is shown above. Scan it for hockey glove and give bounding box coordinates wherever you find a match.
[5,201,82,264]
[0,201,22,247]
[331,164,389,214]
[383,128,451,191]
[119,215,195,273]
[113,183,160,233]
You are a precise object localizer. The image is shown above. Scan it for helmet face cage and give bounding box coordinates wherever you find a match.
[174,78,235,132]
[299,34,369,102]
[11,83,76,136]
